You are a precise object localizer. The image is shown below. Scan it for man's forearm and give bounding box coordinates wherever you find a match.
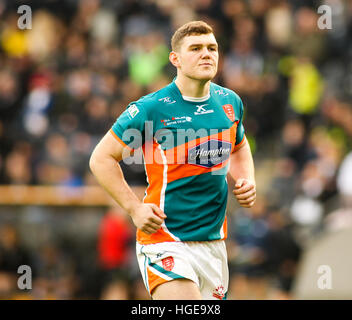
[89,155,142,214]
[228,139,255,183]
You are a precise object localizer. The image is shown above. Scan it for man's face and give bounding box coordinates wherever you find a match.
[175,33,219,81]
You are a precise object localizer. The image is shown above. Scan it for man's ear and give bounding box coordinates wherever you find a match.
[169,51,180,68]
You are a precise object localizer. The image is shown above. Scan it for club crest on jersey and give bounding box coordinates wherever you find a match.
[188,139,232,168]
[212,285,226,299]
[162,257,174,271]
[222,104,235,122]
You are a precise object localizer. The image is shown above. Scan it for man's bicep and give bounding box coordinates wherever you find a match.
[93,130,133,163]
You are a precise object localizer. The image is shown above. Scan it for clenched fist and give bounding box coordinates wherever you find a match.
[130,203,167,234]
[233,178,256,208]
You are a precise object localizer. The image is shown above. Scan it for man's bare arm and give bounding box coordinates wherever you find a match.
[89,131,166,234]
[228,137,256,208]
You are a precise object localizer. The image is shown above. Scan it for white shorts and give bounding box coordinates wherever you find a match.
[136,240,229,300]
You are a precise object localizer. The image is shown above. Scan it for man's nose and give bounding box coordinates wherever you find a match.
[201,48,211,57]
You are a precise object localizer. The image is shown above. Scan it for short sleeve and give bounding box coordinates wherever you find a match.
[236,98,245,145]
[232,97,246,152]
[110,103,147,150]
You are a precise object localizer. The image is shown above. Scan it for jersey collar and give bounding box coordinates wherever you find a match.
[170,80,211,103]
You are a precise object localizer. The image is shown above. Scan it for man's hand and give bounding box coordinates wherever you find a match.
[233,178,256,208]
[130,203,167,234]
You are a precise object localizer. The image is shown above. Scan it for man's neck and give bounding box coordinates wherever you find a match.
[175,75,211,98]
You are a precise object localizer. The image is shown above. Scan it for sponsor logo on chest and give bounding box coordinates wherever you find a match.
[194,104,214,115]
[188,139,232,168]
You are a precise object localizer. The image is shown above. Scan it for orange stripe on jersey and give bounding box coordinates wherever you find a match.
[221,215,228,240]
[162,123,237,165]
[167,158,230,184]
[143,142,164,206]
[147,266,168,294]
[162,124,236,183]
[137,227,176,244]
[144,164,163,205]
[139,143,177,245]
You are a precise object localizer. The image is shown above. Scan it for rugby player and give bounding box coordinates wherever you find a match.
[90,21,256,300]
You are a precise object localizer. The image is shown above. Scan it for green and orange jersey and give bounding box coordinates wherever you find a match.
[111,80,246,245]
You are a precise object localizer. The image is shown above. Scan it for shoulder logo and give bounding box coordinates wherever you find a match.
[128,104,139,118]
[158,97,176,104]
[215,89,229,96]
[222,104,235,122]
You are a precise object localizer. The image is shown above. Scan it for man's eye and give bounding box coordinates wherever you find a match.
[192,47,199,51]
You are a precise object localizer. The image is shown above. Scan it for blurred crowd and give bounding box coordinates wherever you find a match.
[0,0,352,299]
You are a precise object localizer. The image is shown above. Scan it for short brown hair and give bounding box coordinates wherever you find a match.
[171,21,214,51]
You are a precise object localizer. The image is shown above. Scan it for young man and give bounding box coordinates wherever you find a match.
[89,21,256,300]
